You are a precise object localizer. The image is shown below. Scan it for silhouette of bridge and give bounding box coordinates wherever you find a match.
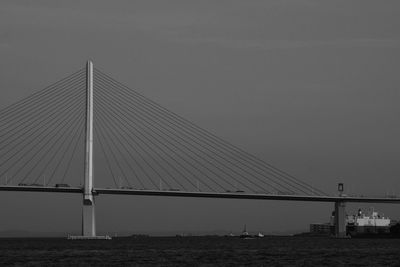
[0,61,398,238]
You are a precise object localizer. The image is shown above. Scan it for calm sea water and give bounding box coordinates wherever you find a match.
[0,236,400,266]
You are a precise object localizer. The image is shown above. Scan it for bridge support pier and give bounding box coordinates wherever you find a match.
[334,201,347,238]
[82,198,96,236]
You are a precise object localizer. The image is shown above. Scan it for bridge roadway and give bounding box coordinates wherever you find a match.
[0,185,400,203]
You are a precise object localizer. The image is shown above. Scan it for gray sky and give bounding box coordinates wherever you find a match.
[0,0,399,235]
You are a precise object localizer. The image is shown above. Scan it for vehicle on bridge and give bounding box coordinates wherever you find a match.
[55,184,70,188]
[120,186,133,189]
[29,183,43,187]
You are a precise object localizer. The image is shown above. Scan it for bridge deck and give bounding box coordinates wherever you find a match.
[1,186,399,203]
[0,185,83,193]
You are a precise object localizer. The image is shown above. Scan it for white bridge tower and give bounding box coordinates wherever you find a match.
[82,60,96,237]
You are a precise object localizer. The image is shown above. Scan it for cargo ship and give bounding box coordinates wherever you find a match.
[346,208,391,237]
[309,208,398,237]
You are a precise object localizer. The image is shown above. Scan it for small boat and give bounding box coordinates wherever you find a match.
[239,224,253,239]
[257,232,264,238]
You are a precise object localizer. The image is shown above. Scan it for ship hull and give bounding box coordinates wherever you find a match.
[347,225,394,238]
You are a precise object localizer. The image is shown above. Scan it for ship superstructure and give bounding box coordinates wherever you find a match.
[347,208,390,227]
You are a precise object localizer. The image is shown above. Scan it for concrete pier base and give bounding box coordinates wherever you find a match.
[82,198,96,237]
[68,197,110,240]
[334,201,347,238]
[67,235,111,240]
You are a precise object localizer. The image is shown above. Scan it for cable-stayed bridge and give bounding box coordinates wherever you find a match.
[0,61,399,239]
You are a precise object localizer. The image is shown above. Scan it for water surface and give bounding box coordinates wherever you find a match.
[0,236,399,266]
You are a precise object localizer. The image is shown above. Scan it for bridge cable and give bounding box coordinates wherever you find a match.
[95,68,325,195]
[30,111,85,185]
[0,87,85,166]
[95,74,281,193]
[95,81,226,192]
[96,87,202,191]
[13,94,85,184]
[94,69,320,193]
[95,75,269,193]
[0,76,85,150]
[95,103,169,190]
[48,124,84,186]
[95,78,251,192]
[95,79,206,190]
[93,130,119,188]
[0,90,85,184]
[95,75,297,194]
[95,71,293,193]
[0,68,84,124]
[95,72,311,195]
[94,116,134,188]
[94,111,159,189]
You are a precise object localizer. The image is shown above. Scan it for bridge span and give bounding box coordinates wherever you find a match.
[1,184,399,239]
[1,185,399,203]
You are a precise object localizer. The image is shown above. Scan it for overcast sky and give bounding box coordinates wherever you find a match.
[0,1,399,235]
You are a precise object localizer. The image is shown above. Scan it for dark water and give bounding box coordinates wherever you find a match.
[1,236,400,266]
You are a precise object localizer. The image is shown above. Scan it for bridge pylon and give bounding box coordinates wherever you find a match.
[82,60,96,237]
[334,201,346,238]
